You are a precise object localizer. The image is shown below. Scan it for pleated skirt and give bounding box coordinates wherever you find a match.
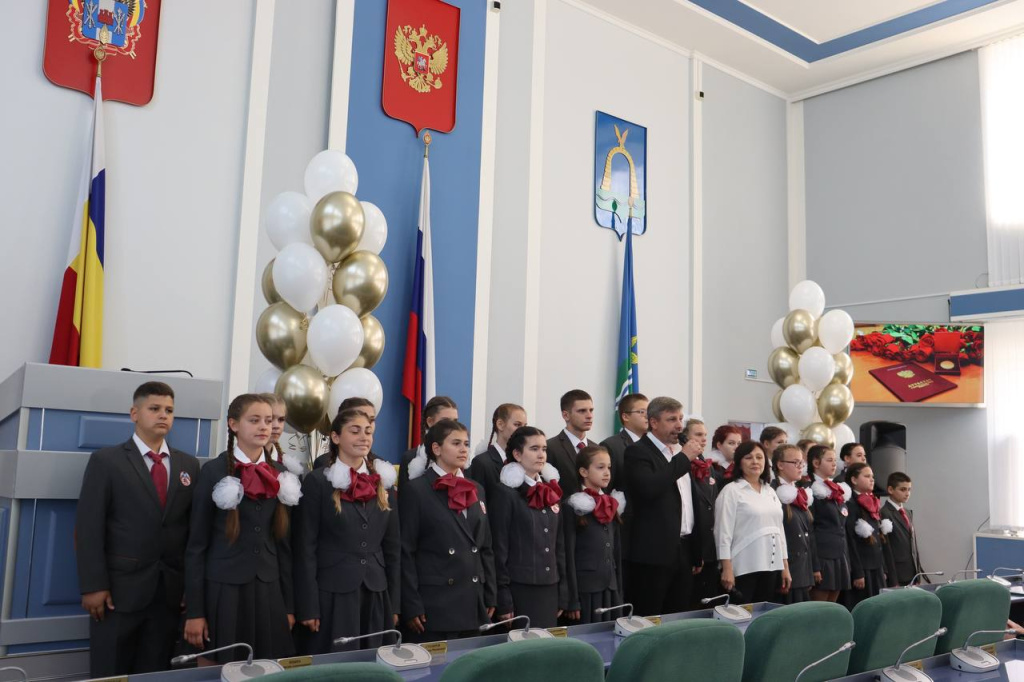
[577,588,621,624]
[817,556,852,592]
[297,586,392,655]
[843,568,885,610]
[510,583,559,629]
[202,579,294,663]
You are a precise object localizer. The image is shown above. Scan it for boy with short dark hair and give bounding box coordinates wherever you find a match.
[547,389,597,497]
[75,381,200,677]
[881,471,926,586]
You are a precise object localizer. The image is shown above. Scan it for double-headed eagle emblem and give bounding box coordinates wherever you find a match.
[394,24,449,93]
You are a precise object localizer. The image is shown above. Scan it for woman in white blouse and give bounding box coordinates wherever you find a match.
[715,441,792,603]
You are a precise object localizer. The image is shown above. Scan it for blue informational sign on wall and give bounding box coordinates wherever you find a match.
[594,111,647,240]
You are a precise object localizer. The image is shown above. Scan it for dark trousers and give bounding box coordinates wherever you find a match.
[89,584,179,677]
[734,570,781,605]
[692,558,723,607]
[625,535,697,617]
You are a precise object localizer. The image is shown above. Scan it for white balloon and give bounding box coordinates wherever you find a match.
[789,280,826,318]
[780,384,818,430]
[329,368,383,417]
[357,201,388,255]
[304,150,358,202]
[254,366,281,394]
[768,422,802,444]
[818,309,855,354]
[307,305,364,377]
[770,317,786,349]
[799,347,837,393]
[273,243,328,313]
[264,191,313,251]
[833,423,856,451]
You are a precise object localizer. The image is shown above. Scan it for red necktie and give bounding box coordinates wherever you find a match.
[147,452,167,508]
[691,458,712,483]
[432,473,479,512]
[899,507,913,531]
[823,479,845,504]
[576,441,585,453]
[858,492,881,520]
[341,472,380,503]
[238,462,281,499]
[584,487,618,524]
[792,487,809,512]
[526,480,563,509]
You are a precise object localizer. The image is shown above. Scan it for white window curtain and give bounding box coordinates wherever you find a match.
[980,36,1024,287]
[986,320,1024,529]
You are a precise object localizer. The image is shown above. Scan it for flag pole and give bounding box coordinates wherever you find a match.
[93,46,106,79]
[423,131,432,158]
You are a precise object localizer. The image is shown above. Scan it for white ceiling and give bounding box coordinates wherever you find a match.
[571,0,1024,99]
[742,0,943,43]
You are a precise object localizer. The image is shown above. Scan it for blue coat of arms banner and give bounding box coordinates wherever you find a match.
[594,111,647,240]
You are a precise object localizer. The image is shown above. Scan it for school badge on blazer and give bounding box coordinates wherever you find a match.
[43,0,162,105]
[179,471,191,487]
[382,0,460,135]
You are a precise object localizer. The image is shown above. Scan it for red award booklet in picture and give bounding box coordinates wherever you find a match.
[868,363,958,403]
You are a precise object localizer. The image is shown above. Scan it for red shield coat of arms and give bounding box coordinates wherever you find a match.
[382,0,461,135]
[43,0,162,105]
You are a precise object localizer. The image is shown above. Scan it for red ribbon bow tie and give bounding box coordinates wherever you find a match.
[724,463,735,480]
[584,487,618,524]
[691,457,712,483]
[526,480,563,509]
[432,473,479,512]
[341,471,380,504]
[823,479,845,504]
[857,492,881,520]
[238,462,281,500]
[792,487,810,512]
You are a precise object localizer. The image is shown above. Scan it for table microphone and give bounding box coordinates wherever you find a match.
[794,641,855,682]
[701,593,751,623]
[987,567,1024,587]
[0,667,28,682]
[480,615,553,641]
[949,628,1016,673]
[171,643,284,682]
[880,627,947,682]
[946,569,981,583]
[335,629,432,670]
[907,571,943,587]
[594,603,656,637]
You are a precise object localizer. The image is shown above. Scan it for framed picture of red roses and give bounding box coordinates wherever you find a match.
[849,322,985,406]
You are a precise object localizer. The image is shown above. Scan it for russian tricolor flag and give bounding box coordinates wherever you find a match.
[402,151,436,447]
[50,75,105,368]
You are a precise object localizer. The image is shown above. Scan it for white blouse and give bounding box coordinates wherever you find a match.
[715,479,788,577]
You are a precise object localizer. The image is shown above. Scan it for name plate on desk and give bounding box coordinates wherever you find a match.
[547,627,568,638]
[982,644,998,656]
[907,660,924,671]
[743,604,754,613]
[422,641,448,656]
[647,616,662,625]
[278,656,312,669]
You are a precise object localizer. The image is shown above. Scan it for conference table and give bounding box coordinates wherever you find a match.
[133,603,781,682]
[833,636,1024,681]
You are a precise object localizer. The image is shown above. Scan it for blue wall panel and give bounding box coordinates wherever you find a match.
[7,640,88,654]
[9,500,83,620]
[26,409,42,451]
[976,535,1024,579]
[28,409,201,455]
[0,412,19,450]
[10,501,34,619]
[0,499,10,612]
[198,419,212,458]
[345,0,487,460]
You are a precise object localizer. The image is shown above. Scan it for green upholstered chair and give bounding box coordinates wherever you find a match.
[262,662,403,682]
[741,602,854,682]
[438,638,604,682]
[606,619,744,682]
[935,578,1012,654]
[848,588,943,674]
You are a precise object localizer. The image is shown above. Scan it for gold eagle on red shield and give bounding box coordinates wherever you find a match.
[393,24,449,93]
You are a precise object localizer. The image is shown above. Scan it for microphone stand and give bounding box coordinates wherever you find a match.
[335,629,432,670]
[881,628,947,682]
[795,642,855,682]
[171,643,284,682]
[479,615,553,641]
[593,603,656,637]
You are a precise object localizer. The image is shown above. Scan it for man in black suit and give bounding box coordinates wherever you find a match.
[881,472,926,586]
[684,418,721,606]
[546,389,597,498]
[600,393,648,492]
[623,396,704,617]
[75,382,200,677]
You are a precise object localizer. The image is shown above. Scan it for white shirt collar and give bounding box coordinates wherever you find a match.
[623,428,642,443]
[133,433,169,458]
[233,446,266,465]
[887,498,903,510]
[522,471,540,487]
[430,462,464,478]
[563,429,588,449]
[493,443,507,462]
[647,433,680,458]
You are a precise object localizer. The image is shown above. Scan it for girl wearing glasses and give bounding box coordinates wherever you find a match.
[772,444,817,603]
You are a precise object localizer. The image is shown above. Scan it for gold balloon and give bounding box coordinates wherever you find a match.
[350,315,385,369]
[261,259,282,305]
[783,309,818,354]
[310,191,365,263]
[332,251,389,317]
[768,346,801,388]
[802,422,836,449]
[275,365,329,434]
[771,389,785,422]
[817,384,854,427]
[256,302,308,370]
[831,352,854,386]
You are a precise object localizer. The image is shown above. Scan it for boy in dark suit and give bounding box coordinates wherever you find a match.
[75,381,200,677]
[882,472,925,586]
[600,393,648,492]
[547,389,597,498]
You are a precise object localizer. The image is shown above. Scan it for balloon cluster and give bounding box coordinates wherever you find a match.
[766,281,856,451]
[254,150,388,435]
